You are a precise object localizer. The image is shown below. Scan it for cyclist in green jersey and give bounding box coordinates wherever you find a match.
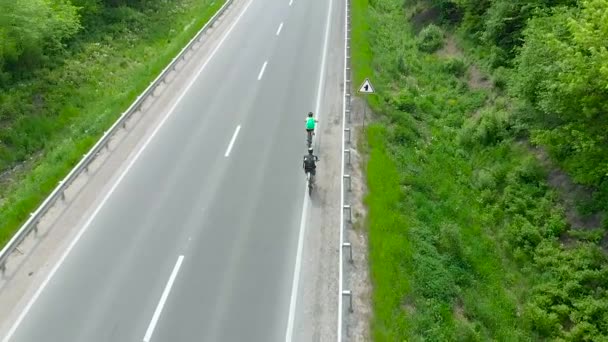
[305,112,318,147]
[305,111,317,135]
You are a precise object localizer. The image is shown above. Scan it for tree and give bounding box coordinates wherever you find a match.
[0,0,81,77]
[513,0,608,187]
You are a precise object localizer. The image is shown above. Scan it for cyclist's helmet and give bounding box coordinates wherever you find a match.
[308,147,314,154]
[308,112,313,117]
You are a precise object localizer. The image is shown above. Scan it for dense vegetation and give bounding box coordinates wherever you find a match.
[354,0,608,340]
[0,0,222,246]
[433,0,608,212]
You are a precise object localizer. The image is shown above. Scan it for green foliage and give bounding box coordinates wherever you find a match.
[0,0,223,247]
[491,66,509,90]
[513,0,608,190]
[0,0,81,78]
[365,125,412,341]
[459,108,514,147]
[421,0,608,212]
[429,0,577,63]
[525,241,608,341]
[442,57,467,77]
[354,0,608,340]
[351,0,371,87]
[417,24,444,52]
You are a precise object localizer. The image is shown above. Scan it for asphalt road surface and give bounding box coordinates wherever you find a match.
[2,0,342,340]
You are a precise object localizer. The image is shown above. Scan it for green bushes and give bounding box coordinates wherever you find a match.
[427,0,608,211]
[354,0,608,340]
[459,109,513,147]
[388,89,418,113]
[0,0,81,80]
[0,0,223,247]
[417,24,444,52]
[524,241,608,341]
[442,57,467,77]
[512,0,608,193]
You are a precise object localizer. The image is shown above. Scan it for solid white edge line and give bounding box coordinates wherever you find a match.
[289,0,293,6]
[285,188,309,342]
[284,0,333,339]
[143,255,184,342]
[257,61,268,80]
[1,1,256,341]
[337,0,348,340]
[276,22,284,36]
[224,125,241,157]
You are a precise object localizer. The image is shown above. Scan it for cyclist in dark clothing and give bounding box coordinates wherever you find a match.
[303,147,319,176]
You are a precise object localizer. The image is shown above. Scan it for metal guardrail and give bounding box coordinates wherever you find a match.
[338,0,353,339]
[0,0,235,274]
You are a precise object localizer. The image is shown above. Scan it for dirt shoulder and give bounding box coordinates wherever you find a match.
[342,96,373,341]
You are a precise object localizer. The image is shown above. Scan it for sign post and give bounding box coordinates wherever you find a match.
[358,78,375,130]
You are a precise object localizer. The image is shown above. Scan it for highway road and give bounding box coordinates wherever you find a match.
[1,0,342,340]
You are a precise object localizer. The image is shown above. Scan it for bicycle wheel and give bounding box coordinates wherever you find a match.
[307,172,313,195]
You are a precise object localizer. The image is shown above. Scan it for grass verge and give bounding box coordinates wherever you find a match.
[355,0,608,340]
[0,0,224,248]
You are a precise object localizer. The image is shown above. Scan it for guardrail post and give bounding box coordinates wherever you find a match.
[58,181,66,201]
[342,242,353,262]
[344,127,351,144]
[28,213,38,235]
[343,174,351,191]
[104,133,110,150]
[343,204,352,222]
[342,290,353,312]
[344,149,351,165]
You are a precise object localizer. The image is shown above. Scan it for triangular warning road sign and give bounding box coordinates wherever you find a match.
[358,78,375,93]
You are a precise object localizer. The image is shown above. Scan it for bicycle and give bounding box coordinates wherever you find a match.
[305,160,319,196]
[306,129,314,148]
[307,171,315,196]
